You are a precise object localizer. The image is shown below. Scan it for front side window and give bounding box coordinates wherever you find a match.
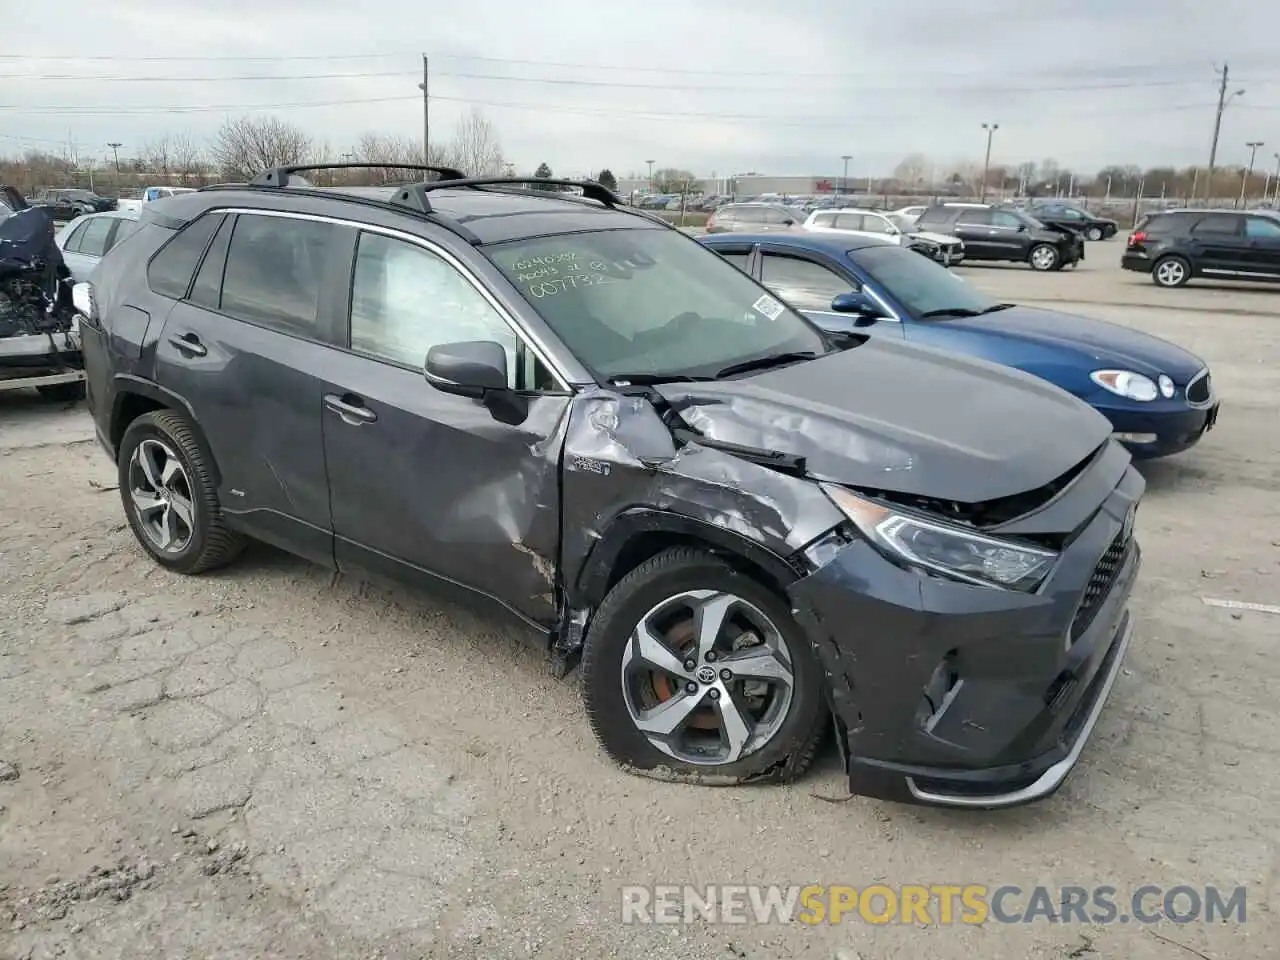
[991,211,1024,229]
[486,228,831,380]
[219,214,336,338]
[1244,217,1280,238]
[859,215,894,235]
[61,221,89,253]
[350,232,552,389]
[956,209,992,226]
[760,253,855,311]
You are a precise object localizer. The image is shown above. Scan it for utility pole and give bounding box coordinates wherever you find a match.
[646,159,655,194]
[1240,140,1264,207]
[1273,153,1280,205]
[1206,64,1245,201]
[107,141,122,191]
[841,155,851,196]
[979,122,998,202]
[417,55,429,167]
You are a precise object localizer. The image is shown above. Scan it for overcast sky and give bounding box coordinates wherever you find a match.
[4,0,1280,180]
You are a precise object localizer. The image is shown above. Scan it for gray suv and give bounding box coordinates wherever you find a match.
[76,165,1143,808]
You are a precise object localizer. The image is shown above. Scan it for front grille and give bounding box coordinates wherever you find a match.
[1186,369,1211,405]
[1070,516,1134,641]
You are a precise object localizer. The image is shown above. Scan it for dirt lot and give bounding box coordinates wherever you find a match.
[2,254,1278,960]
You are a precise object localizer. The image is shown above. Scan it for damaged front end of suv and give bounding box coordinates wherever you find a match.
[0,200,86,400]
[553,336,1142,809]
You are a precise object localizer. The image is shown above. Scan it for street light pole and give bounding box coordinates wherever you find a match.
[979,123,999,202]
[841,154,851,196]
[107,141,122,191]
[1272,153,1280,206]
[417,54,430,166]
[646,160,655,194]
[1240,141,1264,207]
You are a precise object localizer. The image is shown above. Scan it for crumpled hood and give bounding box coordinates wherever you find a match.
[938,305,1207,380]
[907,229,963,247]
[655,337,1113,504]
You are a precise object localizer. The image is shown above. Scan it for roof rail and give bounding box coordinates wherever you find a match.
[249,163,467,188]
[388,176,622,215]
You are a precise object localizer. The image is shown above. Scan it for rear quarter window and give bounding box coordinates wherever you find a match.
[146,213,225,299]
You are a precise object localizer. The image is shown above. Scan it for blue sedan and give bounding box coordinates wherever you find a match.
[699,232,1220,459]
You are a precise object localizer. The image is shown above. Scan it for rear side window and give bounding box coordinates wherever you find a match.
[956,208,993,226]
[219,213,338,338]
[712,249,751,270]
[107,218,140,251]
[1191,214,1241,236]
[810,212,837,228]
[147,212,225,299]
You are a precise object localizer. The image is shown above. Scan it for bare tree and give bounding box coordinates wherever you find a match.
[210,115,313,181]
[170,132,204,184]
[892,153,929,188]
[451,108,503,176]
[141,135,172,177]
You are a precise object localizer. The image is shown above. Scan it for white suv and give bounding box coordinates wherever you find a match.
[803,208,964,266]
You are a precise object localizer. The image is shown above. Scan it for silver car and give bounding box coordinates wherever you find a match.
[55,209,140,283]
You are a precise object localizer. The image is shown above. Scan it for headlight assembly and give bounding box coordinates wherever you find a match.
[1091,369,1158,402]
[821,484,1058,592]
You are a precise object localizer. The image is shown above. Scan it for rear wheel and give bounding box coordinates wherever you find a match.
[1028,243,1060,271]
[117,410,245,574]
[1152,255,1191,288]
[581,548,826,784]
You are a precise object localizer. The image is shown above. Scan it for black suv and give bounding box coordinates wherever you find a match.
[1026,201,1118,241]
[915,203,1084,271]
[75,164,1143,808]
[1121,208,1280,287]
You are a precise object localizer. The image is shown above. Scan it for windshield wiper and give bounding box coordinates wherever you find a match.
[714,351,817,379]
[607,373,715,386]
[918,307,983,318]
[977,302,1016,315]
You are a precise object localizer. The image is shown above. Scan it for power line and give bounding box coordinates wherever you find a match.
[0,91,1224,125]
[2,69,1257,95]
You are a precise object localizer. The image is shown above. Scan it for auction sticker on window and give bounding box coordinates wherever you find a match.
[752,294,785,321]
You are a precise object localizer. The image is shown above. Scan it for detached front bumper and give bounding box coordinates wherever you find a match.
[788,465,1143,808]
[0,328,84,391]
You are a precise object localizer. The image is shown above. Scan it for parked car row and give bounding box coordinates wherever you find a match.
[65,167,1214,812]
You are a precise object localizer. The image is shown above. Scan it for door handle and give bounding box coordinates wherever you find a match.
[324,393,377,425]
[167,332,207,357]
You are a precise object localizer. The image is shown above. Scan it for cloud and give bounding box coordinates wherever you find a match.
[2,0,1279,179]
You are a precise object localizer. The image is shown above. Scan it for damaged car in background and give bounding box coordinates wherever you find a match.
[75,166,1143,808]
[1,186,87,401]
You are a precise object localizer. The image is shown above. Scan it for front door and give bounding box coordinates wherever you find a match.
[319,228,570,627]
[757,247,905,339]
[1241,215,1280,277]
[154,210,353,567]
[1188,213,1249,274]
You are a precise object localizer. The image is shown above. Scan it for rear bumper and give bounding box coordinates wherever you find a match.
[788,464,1143,808]
[1121,251,1154,273]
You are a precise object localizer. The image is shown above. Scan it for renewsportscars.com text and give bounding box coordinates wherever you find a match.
[620,884,1247,926]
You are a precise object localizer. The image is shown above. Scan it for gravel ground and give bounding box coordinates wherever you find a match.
[1,256,1278,960]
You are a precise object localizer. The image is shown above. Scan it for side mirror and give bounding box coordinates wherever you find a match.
[425,340,509,399]
[781,218,795,227]
[830,291,881,318]
[1016,223,1028,232]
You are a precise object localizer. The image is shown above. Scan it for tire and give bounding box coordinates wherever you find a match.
[1028,243,1060,271]
[1151,255,1191,288]
[1084,226,1104,242]
[581,547,827,785]
[36,381,86,403]
[117,410,244,574]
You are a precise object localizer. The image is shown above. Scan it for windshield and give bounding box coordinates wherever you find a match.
[854,245,995,316]
[887,214,914,233]
[486,228,831,381]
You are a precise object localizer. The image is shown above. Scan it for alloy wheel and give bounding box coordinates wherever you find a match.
[127,438,196,554]
[620,590,795,766]
[1155,259,1187,287]
[1085,226,1103,241]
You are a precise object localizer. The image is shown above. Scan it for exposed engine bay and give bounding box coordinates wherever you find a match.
[0,207,77,341]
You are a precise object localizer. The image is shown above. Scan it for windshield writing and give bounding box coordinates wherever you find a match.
[487,229,830,380]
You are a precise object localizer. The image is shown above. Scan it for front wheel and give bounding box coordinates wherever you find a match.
[1084,226,1104,242]
[1028,243,1061,271]
[581,548,827,784]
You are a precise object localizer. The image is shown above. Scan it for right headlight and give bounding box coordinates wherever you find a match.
[1091,369,1158,402]
[821,484,1058,592]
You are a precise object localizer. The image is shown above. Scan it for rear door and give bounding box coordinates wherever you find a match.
[952,208,998,257]
[1188,213,1248,274]
[154,210,353,566]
